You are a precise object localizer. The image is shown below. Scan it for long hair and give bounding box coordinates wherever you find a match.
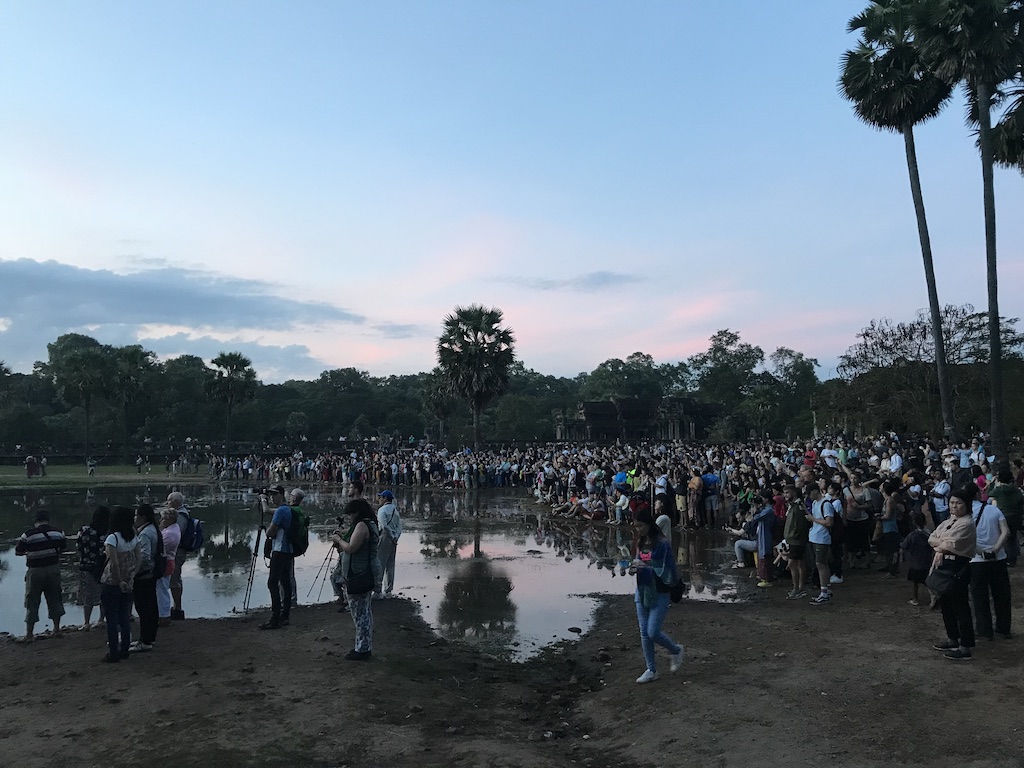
[635,507,662,550]
[110,506,137,542]
[343,498,375,525]
[90,505,111,535]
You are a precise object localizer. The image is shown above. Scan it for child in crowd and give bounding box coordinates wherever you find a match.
[900,511,932,606]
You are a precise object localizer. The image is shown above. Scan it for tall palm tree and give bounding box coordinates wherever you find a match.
[41,334,113,459]
[112,345,156,461]
[207,352,258,450]
[840,0,958,440]
[913,0,1024,464]
[436,305,516,451]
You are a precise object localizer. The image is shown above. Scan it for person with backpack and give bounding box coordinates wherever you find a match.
[259,485,294,630]
[805,483,835,605]
[166,491,200,621]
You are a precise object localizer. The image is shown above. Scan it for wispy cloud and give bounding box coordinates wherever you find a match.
[506,270,642,292]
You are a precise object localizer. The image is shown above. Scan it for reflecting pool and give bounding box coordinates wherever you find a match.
[0,484,750,658]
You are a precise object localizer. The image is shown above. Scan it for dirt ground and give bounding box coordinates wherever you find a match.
[2,564,1022,768]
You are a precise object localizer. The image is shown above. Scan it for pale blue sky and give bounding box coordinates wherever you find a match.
[1,1,1021,382]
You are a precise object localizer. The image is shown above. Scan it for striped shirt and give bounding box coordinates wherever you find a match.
[15,524,67,568]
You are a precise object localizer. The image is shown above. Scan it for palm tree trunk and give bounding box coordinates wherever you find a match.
[903,125,956,441]
[84,398,91,461]
[472,403,481,452]
[976,80,1006,469]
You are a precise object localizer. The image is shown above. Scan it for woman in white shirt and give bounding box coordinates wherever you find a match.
[99,506,141,663]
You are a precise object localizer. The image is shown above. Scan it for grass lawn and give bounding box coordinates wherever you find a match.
[0,463,206,489]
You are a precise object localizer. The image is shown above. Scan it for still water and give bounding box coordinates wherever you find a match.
[0,484,749,659]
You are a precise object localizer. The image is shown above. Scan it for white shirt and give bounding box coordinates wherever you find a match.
[971,500,1006,562]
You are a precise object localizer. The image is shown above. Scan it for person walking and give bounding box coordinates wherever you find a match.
[629,508,684,684]
[14,509,67,643]
[374,490,402,600]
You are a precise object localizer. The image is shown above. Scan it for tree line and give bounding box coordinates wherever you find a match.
[0,301,1021,457]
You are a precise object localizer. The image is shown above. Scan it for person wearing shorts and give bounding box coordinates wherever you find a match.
[806,484,835,605]
[783,483,810,600]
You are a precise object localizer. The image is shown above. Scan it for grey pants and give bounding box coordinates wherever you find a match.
[376,534,397,595]
[25,564,65,625]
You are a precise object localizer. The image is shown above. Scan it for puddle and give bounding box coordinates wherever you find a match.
[0,485,752,658]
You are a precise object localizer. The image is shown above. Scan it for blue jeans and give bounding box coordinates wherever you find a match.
[634,592,680,673]
[734,539,757,562]
[100,584,132,657]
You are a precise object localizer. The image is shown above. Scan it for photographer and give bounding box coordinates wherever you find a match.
[259,486,293,630]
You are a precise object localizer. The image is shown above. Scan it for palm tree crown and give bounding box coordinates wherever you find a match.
[436,305,516,450]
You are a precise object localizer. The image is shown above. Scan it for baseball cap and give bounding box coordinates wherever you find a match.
[378,490,394,500]
[269,485,285,496]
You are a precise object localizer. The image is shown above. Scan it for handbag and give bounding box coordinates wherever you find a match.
[925,565,967,598]
[346,525,379,595]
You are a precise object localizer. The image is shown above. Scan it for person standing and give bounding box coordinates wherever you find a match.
[929,488,978,661]
[374,490,402,600]
[332,498,382,660]
[157,508,181,627]
[166,491,190,620]
[260,485,293,630]
[783,482,810,600]
[969,495,1012,640]
[629,508,684,683]
[77,506,110,630]
[100,506,141,662]
[805,484,835,605]
[14,509,66,642]
[130,505,161,652]
[989,469,1022,567]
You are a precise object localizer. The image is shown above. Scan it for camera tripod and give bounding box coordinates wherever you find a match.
[243,503,266,613]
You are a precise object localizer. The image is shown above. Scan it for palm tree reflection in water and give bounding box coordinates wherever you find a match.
[438,558,516,641]
[437,518,516,641]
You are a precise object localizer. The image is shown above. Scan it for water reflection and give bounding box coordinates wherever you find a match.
[0,484,752,653]
[438,558,516,640]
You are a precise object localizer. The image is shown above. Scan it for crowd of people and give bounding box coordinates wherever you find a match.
[12,432,1022,672]
[12,483,403,664]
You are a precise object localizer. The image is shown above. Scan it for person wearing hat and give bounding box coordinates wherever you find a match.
[259,486,292,630]
[15,509,67,642]
[374,490,402,600]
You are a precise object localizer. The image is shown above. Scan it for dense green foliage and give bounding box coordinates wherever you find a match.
[3,302,1021,454]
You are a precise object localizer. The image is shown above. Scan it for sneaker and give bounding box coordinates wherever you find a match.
[128,641,153,652]
[170,609,185,621]
[943,648,972,661]
[810,593,832,605]
[258,621,282,631]
[756,580,772,588]
[787,589,807,600]
[829,575,844,585]
[932,639,959,651]
[344,649,372,661]
[670,648,685,673]
[635,669,659,684]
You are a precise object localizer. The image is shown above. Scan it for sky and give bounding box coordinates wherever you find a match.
[1,1,1022,384]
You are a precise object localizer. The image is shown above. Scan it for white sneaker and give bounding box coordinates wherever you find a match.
[670,648,685,673]
[636,669,659,684]
[829,575,844,585]
[128,641,153,652]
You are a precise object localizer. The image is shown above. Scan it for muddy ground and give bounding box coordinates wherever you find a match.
[2,564,1022,768]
